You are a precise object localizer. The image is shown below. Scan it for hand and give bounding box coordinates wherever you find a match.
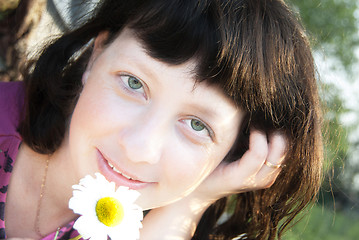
[140,129,287,240]
[191,129,287,204]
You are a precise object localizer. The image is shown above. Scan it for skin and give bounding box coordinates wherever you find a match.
[68,29,244,210]
[4,29,287,239]
[140,131,287,239]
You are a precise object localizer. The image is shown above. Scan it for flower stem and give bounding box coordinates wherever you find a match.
[53,228,60,240]
[68,235,83,240]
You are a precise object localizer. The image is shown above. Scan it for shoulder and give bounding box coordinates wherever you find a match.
[0,81,25,136]
[0,81,24,173]
[0,82,24,233]
[0,81,25,111]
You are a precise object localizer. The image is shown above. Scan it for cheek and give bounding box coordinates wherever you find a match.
[70,82,120,135]
[68,84,115,156]
[161,146,216,193]
[167,145,229,188]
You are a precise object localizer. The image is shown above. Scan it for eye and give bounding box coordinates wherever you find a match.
[182,118,214,141]
[119,74,146,97]
[127,76,143,90]
[191,119,206,131]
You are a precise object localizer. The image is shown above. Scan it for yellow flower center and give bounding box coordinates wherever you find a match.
[95,197,124,227]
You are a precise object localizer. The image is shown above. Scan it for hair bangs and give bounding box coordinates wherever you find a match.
[122,0,223,86]
[127,1,218,64]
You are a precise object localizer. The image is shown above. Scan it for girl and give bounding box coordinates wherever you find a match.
[0,0,323,239]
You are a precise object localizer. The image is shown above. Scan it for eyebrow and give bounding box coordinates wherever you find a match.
[191,104,221,123]
[125,53,160,82]
[189,92,239,136]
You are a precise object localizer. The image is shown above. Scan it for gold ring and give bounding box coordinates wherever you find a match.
[264,160,282,169]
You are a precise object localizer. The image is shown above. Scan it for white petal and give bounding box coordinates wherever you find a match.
[69,196,97,215]
[108,225,140,240]
[69,173,143,240]
[74,216,100,239]
[88,230,108,240]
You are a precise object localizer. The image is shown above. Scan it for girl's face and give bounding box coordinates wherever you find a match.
[67,29,244,210]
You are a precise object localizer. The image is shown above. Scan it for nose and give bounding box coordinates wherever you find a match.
[117,112,168,165]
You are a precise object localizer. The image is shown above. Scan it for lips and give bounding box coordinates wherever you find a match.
[107,161,137,180]
[96,149,153,190]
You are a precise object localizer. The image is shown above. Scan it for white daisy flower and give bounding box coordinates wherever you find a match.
[69,173,143,240]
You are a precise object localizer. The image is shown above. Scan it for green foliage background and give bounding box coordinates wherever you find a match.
[287,0,359,70]
[284,205,359,240]
[284,0,359,239]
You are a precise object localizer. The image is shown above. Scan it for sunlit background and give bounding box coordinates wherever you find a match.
[283,1,359,239]
[1,0,359,239]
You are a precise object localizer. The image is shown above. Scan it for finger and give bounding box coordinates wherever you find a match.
[207,129,269,194]
[234,129,269,174]
[254,132,288,188]
[267,132,287,165]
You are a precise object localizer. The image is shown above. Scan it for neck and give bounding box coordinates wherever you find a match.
[22,144,74,210]
[5,143,77,238]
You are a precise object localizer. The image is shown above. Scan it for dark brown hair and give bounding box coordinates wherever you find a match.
[20,0,323,239]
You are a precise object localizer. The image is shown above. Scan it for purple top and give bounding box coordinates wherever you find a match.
[0,81,80,239]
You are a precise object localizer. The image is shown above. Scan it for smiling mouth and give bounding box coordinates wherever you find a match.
[97,149,154,189]
[106,161,137,180]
